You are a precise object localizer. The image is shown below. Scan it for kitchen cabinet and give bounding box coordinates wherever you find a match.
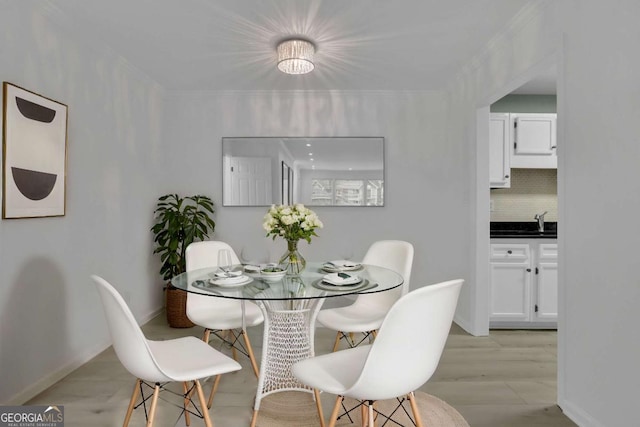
[490,240,558,327]
[535,243,558,321]
[489,113,511,188]
[510,113,557,169]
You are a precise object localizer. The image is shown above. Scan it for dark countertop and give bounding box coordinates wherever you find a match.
[490,221,557,239]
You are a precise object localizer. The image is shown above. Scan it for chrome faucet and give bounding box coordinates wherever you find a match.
[534,211,548,232]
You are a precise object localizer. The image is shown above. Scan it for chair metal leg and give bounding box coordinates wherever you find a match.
[328,396,344,427]
[207,375,221,409]
[195,380,213,427]
[407,392,424,427]
[182,382,191,426]
[242,330,260,378]
[123,379,141,427]
[313,388,325,427]
[146,384,161,427]
[332,332,342,352]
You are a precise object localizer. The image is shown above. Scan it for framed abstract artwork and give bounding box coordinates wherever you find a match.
[2,82,68,218]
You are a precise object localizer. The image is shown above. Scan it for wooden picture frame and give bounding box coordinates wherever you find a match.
[281,161,290,205]
[2,82,68,218]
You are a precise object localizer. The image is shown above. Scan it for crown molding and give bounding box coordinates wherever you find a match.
[163,88,445,99]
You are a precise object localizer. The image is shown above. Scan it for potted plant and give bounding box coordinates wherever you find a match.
[151,193,216,327]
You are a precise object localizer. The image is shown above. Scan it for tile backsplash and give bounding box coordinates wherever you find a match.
[491,168,557,222]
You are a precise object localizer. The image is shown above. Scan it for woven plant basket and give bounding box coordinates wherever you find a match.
[165,285,195,328]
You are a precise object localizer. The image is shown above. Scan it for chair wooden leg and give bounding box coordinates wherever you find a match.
[332,332,342,352]
[360,401,367,427]
[250,410,258,427]
[123,379,140,427]
[182,382,191,426]
[313,388,325,427]
[242,330,260,378]
[202,329,211,344]
[195,380,214,427]
[206,375,221,409]
[373,401,379,427]
[227,330,238,361]
[368,401,375,427]
[328,396,343,427]
[407,392,424,427]
[146,384,161,427]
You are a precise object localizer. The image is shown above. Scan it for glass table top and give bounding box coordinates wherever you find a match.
[170,262,404,301]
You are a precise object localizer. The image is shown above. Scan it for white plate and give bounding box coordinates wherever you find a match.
[313,278,370,291]
[212,269,243,278]
[243,264,261,273]
[322,273,363,286]
[321,260,363,272]
[209,275,254,288]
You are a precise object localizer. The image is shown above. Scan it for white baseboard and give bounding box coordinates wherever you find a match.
[453,314,475,336]
[6,338,112,405]
[6,307,163,405]
[559,398,605,427]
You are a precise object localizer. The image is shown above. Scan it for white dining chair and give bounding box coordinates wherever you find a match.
[93,275,241,427]
[293,279,463,427]
[185,241,263,405]
[316,240,414,351]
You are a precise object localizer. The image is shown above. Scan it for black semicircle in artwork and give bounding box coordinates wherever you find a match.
[11,167,57,200]
[15,97,57,123]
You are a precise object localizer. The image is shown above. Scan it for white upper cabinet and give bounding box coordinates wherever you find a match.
[511,113,557,168]
[489,113,511,188]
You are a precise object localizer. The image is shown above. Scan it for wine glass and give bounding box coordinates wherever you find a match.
[339,245,354,261]
[217,249,232,273]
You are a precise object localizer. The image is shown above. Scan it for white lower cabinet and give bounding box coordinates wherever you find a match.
[490,240,558,328]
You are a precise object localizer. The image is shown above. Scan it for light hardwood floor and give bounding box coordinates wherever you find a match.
[27,314,577,427]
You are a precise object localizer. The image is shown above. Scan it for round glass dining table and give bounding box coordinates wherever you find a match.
[171,262,404,426]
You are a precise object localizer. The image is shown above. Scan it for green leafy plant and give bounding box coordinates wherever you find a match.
[151,194,216,283]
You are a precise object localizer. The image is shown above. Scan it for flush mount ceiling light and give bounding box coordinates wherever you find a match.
[277,39,315,75]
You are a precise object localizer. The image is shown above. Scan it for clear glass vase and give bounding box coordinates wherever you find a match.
[278,239,306,275]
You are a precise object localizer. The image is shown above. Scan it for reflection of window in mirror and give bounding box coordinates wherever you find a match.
[366,180,384,206]
[310,179,384,206]
[311,180,333,205]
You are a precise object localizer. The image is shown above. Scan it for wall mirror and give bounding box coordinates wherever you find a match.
[222,137,384,207]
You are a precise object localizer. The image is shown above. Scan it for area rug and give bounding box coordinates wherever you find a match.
[256,391,469,427]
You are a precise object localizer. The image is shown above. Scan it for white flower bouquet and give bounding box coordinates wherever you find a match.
[263,204,323,243]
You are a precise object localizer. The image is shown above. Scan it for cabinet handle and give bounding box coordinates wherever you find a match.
[551,145,557,149]
[526,268,531,272]
[507,250,512,254]
[505,174,509,178]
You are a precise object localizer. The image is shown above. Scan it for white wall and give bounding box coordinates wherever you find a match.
[450,0,640,425]
[162,90,470,297]
[556,2,640,425]
[0,2,165,403]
